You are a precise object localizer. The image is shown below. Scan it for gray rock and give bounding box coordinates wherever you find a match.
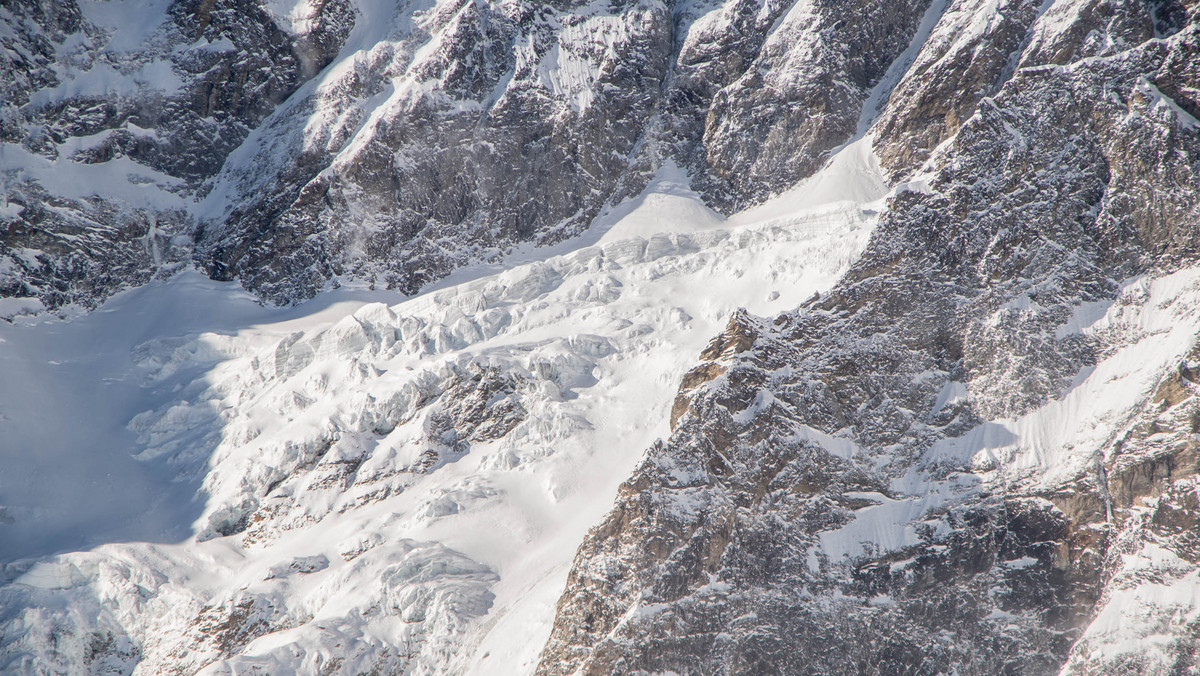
[538,5,1200,674]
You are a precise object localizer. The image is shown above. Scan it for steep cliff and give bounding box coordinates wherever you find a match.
[5,0,935,308]
[540,3,1200,674]
[2,0,1199,674]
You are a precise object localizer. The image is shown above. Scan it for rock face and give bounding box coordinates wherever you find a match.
[539,3,1200,675]
[1,0,354,309]
[196,0,944,303]
[5,0,938,308]
[3,0,1200,675]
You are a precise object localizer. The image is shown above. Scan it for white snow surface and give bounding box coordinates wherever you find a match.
[0,143,186,212]
[1064,540,1200,673]
[0,145,880,674]
[77,0,174,53]
[827,267,1200,597]
[927,269,1200,490]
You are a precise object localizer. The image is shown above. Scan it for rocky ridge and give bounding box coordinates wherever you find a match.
[0,0,1199,674]
[5,0,940,309]
[183,0,941,303]
[539,2,1200,674]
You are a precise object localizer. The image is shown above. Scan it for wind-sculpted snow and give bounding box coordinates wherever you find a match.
[0,175,877,673]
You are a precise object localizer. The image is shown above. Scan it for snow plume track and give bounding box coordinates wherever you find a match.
[0,154,880,673]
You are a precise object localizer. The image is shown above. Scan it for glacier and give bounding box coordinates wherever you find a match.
[0,142,882,674]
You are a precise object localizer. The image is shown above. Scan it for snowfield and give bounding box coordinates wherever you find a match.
[0,143,882,674]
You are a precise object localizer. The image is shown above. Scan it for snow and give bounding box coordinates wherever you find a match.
[6,0,1198,669]
[817,476,965,563]
[0,297,44,321]
[535,8,632,112]
[595,161,724,243]
[260,0,323,35]
[1137,77,1200,130]
[77,0,172,53]
[0,141,885,673]
[731,135,888,220]
[0,271,394,561]
[27,60,183,107]
[0,143,186,211]
[927,269,1200,490]
[1063,540,1200,672]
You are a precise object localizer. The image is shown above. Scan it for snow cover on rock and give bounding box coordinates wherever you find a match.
[4,0,1199,673]
[0,144,878,674]
[4,0,935,310]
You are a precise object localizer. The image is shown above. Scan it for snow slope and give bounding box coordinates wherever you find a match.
[0,144,881,674]
[0,273,394,561]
